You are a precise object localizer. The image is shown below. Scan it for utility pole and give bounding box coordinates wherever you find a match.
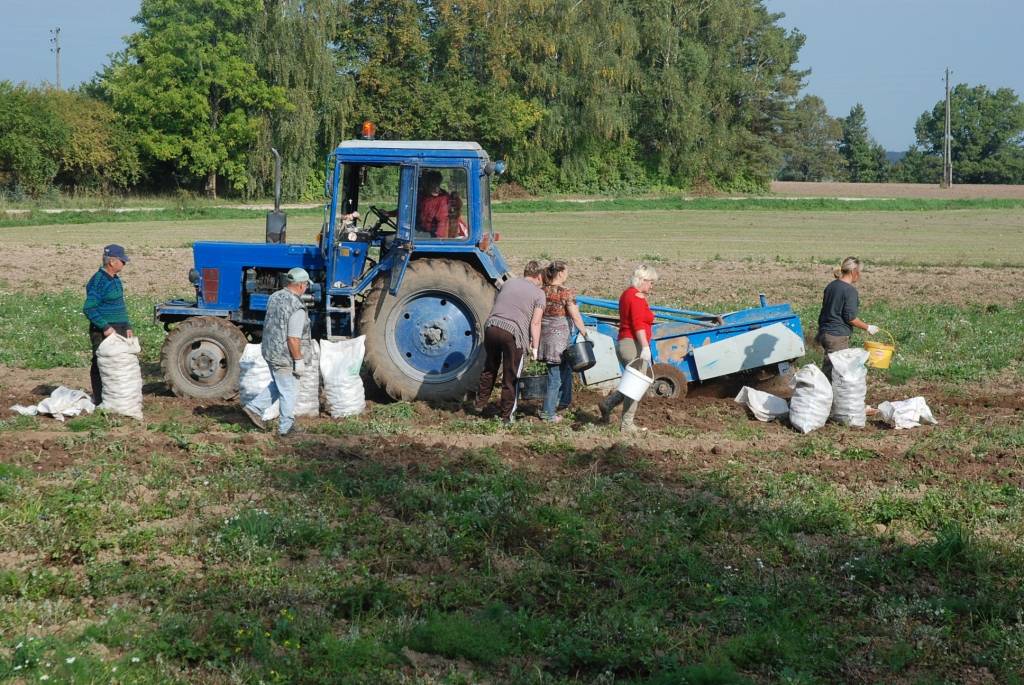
[49,27,62,90]
[942,67,952,188]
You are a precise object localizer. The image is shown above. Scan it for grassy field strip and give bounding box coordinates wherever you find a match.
[4,209,1024,265]
[3,196,1024,229]
[496,210,1024,263]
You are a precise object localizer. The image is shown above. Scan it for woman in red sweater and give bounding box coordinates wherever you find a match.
[599,264,658,432]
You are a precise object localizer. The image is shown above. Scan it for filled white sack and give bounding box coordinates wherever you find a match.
[734,386,789,422]
[788,363,833,434]
[96,334,144,420]
[294,339,321,417]
[10,385,95,422]
[829,348,870,427]
[239,343,280,421]
[877,397,938,429]
[320,336,366,418]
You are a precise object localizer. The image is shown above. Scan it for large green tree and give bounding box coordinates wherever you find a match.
[85,0,810,197]
[106,0,288,197]
[775,95,845,181]
[910,84,1024,184]
[248,0,355,200]
[839,103,889,182]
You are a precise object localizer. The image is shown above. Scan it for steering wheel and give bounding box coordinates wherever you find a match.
[367,205,398,233]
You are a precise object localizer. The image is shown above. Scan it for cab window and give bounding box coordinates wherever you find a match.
[415,167,469,240]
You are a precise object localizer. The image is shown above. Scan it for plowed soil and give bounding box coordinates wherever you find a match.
[771,181,1024,199]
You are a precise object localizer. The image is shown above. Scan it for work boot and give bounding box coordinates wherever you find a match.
[598,401,611,424]
[279,427,307,440]
[620,421,647,434]
[242,405,266,431]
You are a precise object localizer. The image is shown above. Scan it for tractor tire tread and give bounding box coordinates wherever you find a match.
[359,259,494,402]
[160,316,248,400]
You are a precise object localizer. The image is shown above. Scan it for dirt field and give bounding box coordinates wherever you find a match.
[3,206,1024,301]
[1,209,1022,682]
[771,180,1024,199]
[1,210,1020,491]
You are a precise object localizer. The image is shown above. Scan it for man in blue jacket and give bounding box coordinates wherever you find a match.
[83,244,133,404]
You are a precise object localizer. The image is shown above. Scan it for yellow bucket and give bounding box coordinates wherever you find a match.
[864,329,895,369]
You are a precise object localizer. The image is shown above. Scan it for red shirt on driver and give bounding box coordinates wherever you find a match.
[618,286,654,341]
[418,192,450,237]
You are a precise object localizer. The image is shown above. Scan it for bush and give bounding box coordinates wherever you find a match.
[0,82,68,196]
[0,83,142,197]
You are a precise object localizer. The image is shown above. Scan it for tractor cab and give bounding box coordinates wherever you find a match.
[315,139,510,339]
[156,134,510,402]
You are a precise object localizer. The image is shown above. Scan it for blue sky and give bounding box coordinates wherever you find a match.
[2,1,1022,150]
[768,0,1024,149]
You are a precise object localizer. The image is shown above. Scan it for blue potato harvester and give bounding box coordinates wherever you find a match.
[574,294,805,399]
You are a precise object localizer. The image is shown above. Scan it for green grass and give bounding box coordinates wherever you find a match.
[792,300,1024,385]
[492,196,1024,213]
[0,290,1018,391]
[4,196,1024,229]
[1,438,1020,682]
[0,290,164,368]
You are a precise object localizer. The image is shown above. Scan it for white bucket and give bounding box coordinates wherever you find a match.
[616,359,654,401]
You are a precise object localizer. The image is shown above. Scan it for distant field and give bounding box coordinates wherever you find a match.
[772,180,1024,199]
[4,208,1022,266]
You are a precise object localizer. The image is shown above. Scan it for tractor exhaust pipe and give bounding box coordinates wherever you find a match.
[266,147,287,243]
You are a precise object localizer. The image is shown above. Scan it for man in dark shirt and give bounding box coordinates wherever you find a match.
[83,244,133,403]
[816,257,879,382]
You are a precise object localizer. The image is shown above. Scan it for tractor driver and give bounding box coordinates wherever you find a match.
[379,169,452,238]
[416,170,451,238]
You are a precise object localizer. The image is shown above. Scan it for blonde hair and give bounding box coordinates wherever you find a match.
[630,264,659,288]
[833,256,861,279]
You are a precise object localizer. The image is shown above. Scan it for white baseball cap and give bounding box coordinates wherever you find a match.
[286,267,310,284]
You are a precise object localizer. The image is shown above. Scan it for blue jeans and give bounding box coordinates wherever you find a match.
[245,365,300,435]
[542,360,574,419]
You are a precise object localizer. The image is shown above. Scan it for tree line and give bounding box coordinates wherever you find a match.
[2,0,1023,200]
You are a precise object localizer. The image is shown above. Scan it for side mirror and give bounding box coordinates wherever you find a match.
[484,160,507,176]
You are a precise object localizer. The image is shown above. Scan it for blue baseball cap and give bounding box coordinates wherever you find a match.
[103,244,129,263]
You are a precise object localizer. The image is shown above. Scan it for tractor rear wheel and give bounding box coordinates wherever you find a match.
[160,316,248,400]
[359,259,496,401]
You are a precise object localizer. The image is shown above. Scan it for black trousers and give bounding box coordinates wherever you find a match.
[476,326,525,420]
[89,323,130,404]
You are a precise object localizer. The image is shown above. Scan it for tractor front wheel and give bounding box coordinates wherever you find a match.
[160,316,248,400]
[359,259,496,402]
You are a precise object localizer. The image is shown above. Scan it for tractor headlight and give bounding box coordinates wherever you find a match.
[188,268,199,285]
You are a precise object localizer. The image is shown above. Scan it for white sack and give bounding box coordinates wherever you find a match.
[239,344,280,421]
[320,336,366,418]
[829,348,870,427]
[295,339,321,417]
[877,397,937,430]
[734,386,789,422]
[96,334,144,420]
[787,363,833,434]
[11,385,95,422]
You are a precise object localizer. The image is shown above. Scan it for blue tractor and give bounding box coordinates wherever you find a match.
[156,134,511,402]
